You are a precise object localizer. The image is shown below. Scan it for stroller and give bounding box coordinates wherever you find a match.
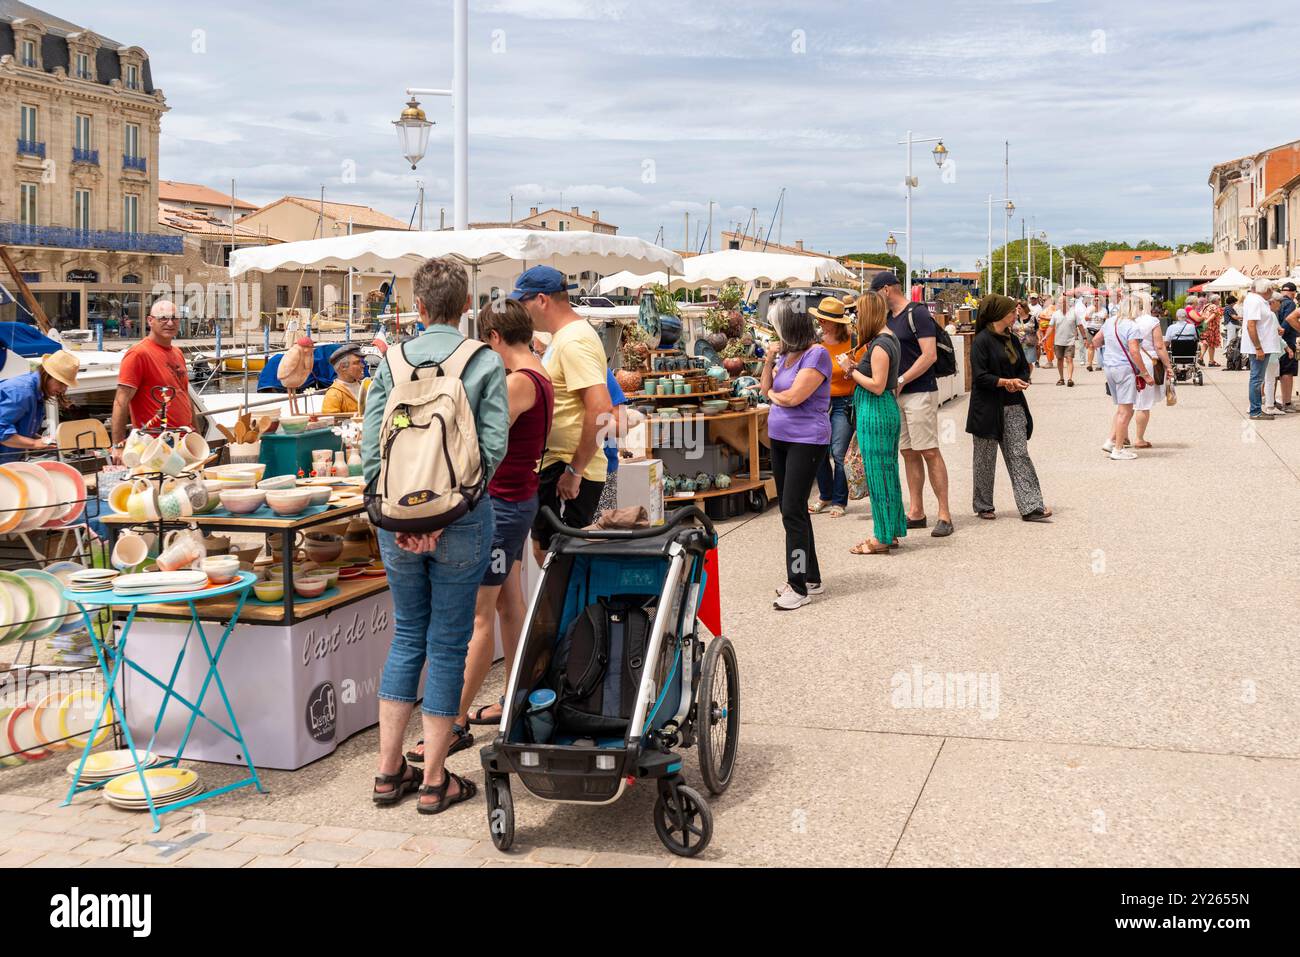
[1167,332,1204,385]
[480,506,739,857]
[1225,326,1247,371]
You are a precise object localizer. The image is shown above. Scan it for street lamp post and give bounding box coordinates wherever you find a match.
[898,131,951,299]
[395,0,468,230]
[984,195,1014,298]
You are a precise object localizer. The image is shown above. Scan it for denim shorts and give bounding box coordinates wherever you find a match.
[376,496,494,717]
[481,494,538,587]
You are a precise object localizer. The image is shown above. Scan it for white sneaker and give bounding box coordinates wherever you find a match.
[1109,448,1138,460]
[773,588,811,611]
[775,581,823,597]
[1101,440,1114,453]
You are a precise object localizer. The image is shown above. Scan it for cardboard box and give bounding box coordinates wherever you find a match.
[617,458,664,526]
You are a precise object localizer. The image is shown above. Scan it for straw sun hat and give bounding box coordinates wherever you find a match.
[808,297,851,324]
[41,350,80,388]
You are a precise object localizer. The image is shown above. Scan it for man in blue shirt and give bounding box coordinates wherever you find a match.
[1278,282,1299,411]
[0,351,79,462]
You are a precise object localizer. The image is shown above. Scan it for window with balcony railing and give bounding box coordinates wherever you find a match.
[73,148,99,165]
[20,40,37,68]
[123,154,147,172]
[17,139,46,159]
[0,223,183,255]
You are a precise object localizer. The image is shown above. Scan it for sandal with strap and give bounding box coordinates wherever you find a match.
[808,500,830,514]
[372,756,420,806]
[417,769,478,815]
[405,723,475,764]
[467,698,504,726]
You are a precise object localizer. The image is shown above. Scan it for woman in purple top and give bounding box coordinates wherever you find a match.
[760,299,832,611]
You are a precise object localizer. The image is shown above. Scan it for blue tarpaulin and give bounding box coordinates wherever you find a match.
[0,321,61,358]
[256,344,338,392]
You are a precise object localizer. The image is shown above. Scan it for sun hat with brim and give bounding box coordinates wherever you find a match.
[41,351,79,388]
[809,297,850,324]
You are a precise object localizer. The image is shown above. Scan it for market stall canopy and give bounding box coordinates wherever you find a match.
[592,270,670,295]
[678,249,853,289]
[228,228,684,285]
[1202,267,1252,291]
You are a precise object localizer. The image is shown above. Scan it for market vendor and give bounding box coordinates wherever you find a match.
[320,343,370,415]
[0,351,79,462]
[111,299,193,462]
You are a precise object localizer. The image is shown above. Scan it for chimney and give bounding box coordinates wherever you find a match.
[794,240,804,251]
[590,210,599,222]
[571,206,579,215]
[529,206,538,217]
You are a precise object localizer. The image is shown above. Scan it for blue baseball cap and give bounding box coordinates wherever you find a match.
[509,265,577,301]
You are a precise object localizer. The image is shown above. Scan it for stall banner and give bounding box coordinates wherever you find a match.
[122,590,407,770]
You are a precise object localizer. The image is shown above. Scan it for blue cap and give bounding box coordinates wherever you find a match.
[509,265,576,301]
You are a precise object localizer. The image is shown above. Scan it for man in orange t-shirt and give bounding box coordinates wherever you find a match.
[111,299,193,462]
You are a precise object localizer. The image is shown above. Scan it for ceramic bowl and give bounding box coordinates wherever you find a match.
[253,580,284,602]
[308,566,340,589]
[304,534,343,563]
[303,486,332,507]
[294,575,328,599]
[201,555,241,585]
[219,488,266,514]
[205,464,265,487]
[257,475,298,492]
[279,415,309,435]
[265,489,313,516]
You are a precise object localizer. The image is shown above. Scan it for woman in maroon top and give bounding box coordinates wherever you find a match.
[407,300,553,763]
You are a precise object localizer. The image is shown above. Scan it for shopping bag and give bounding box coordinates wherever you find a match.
[845,434,868,500]
[1165,377,1177,407]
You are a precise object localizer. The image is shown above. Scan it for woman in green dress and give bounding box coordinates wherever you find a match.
[837,291,907,554]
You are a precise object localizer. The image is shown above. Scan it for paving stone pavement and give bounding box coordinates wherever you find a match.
[2,365,1298,866]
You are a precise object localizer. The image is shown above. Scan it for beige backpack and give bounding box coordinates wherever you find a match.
[365,338,487,532]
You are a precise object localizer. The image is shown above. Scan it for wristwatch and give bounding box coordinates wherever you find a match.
[564,464,579,478]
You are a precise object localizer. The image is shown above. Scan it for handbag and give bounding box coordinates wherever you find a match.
[1165,376,1178,406]
[1113,319,1147,391]
[844,434,868,501]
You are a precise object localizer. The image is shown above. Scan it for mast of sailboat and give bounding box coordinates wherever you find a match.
[761,187,786,251]
[234,178,250,407]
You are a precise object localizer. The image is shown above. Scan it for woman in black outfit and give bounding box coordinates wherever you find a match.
[967,294,1051,522]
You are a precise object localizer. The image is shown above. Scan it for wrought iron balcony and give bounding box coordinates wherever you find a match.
[123,154,147,172]
[72,147,99,165]
[0,222,183,255]
[17,139,45,158]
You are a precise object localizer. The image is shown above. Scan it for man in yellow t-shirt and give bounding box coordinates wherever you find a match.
[511,266,612,556]
[320,343,369,416]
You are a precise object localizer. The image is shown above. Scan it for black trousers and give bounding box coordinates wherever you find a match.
[770,438,828,597]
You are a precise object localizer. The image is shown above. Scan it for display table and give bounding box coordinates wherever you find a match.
[62,571,264,831]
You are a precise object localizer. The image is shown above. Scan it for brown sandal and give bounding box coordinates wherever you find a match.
[849,539,891,555]
[417,769,478,815]
[372,756,420,806]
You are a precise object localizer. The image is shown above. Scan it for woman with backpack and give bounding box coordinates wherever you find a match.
[402,298,554,765]
[365,257,509,815]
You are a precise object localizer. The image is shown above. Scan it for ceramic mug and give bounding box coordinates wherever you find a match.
[111,532,149,572]
[108,481,134,515]
[157,529,205,572]
[179,477,209,512]
[158,480,193,520]
[141,431,177,472]
[179,432,210,466]
[121,430,149,468]
[126,479,160,521]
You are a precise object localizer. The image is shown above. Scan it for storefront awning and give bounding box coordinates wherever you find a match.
[1124,250,1286,281]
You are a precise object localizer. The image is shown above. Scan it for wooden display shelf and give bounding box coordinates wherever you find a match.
[649,407,768,424]
[102,501,364,532]
[133,574,389,624]
[665,477,760,505]
[632,388,730,401]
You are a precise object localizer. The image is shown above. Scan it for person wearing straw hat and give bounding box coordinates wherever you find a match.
[808,296,856,517]
[0,350,79,462]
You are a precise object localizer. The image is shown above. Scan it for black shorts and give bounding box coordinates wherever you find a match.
[531,460,605,551]
[1281,354,1299,377]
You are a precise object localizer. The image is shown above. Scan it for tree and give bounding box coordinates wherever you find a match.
[986,238,1058,298]
[841,252,905,279]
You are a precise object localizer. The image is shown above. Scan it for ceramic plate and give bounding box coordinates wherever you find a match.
[0,571,36,643]
[15,569,68,642]
[33,691,69,751]
[104,784,204,810]
[44,562,86,628]
[6,462,56,532]
[59,689,113,750]
[66,749,158,778]
[113,570,207,592]
[37,461,87,526]
[4,704,50,761]
[103,767,198,800]
[0,466,28,534]
[0,581,13,645]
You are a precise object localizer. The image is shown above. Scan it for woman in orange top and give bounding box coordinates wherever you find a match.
[1037,298,1056,369]
[809,297,857,517]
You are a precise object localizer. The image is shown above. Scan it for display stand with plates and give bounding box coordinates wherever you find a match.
[61,570,264,831]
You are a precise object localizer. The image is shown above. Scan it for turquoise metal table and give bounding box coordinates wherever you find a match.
[62,571,265,832]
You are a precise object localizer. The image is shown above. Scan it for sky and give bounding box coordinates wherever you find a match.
[47,0,1300,270]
